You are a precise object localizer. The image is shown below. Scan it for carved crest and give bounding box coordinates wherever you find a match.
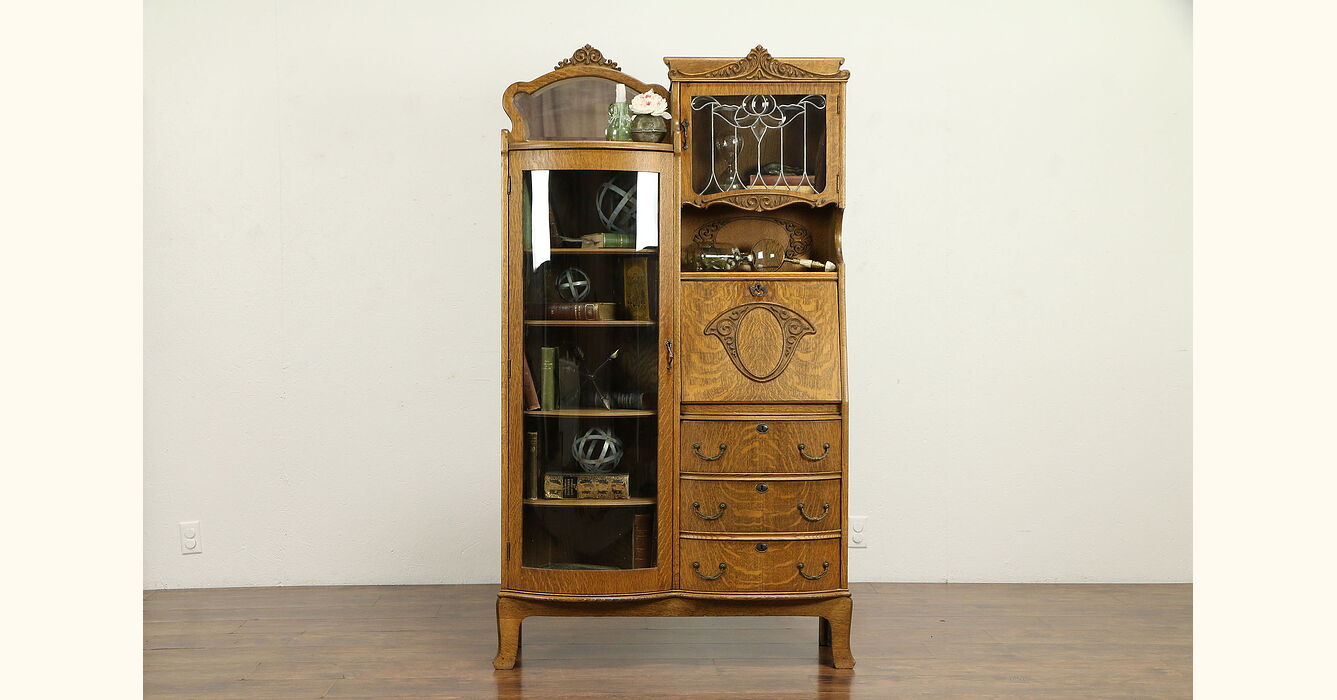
[704,302,816,383]
[671,46,849,81]
[694,215,813,260]
[555,44,621,71]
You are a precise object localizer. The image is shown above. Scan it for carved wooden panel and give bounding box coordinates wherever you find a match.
[680,280,841,402]
[679,477,841,533]
[679,536,842,592]
[680,419,842,475]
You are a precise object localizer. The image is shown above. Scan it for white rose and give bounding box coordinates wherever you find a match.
[629,91,670,119]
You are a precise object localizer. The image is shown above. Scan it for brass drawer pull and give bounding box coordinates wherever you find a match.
[797,561,831,580]
[797,501,831,522]
[691,442,727,461]
[692,561,727,580]
[797,442,831,462]
[691,501,728,520]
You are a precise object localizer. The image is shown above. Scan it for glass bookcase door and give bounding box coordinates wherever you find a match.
[679,85,841,207]
[510,162,668,584]
[513,77,636,142]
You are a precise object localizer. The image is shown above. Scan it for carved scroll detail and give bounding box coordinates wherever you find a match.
[694,215,812,259]
[672,46,849,81]
[703,302,816,383]
[555,44,621,71]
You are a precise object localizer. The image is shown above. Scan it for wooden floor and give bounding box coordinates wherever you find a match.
[144,583,1190,699]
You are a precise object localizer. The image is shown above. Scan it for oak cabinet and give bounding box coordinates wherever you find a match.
[496,45,853,671]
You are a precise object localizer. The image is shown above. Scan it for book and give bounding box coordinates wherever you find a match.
[539,346,557,411]
[542,472,630,499]
[622,258,650,321]
[521,356,540,410]
[557,352,580,408]
[632,514,654,569]
[580,232,635,249]
[747,175,815,194]
[526,431,540,499]
[545,302,617,321]
[749,174,808,186]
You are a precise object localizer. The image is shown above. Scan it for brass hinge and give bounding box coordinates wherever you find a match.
[506,175,512,195]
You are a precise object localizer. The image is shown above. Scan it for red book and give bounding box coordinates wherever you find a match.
[521,356,540,410]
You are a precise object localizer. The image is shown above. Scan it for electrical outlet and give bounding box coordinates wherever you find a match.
[848,515,868,548]
[179,520,202,555]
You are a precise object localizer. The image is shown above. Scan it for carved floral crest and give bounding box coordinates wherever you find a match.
[555,44,621,71]
[671,45,849,81]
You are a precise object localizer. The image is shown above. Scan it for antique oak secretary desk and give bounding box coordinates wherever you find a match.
[496,45,852,669]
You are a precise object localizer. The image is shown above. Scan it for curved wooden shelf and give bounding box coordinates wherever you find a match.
[524,409,654,417]
[510,140,673,152]
[526,248,659,256]
[524,320,655,327]
[523,497,656,507]
[679,271,837,281]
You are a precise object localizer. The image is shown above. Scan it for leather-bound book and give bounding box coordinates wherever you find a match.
[521,357,540,410]
[632,514,654,569]
[622,258,650,321]
[539,346,557,411]
[545,302,617,321]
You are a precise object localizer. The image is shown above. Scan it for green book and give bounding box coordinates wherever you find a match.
[526,431,540,499]
[539,346,557,411]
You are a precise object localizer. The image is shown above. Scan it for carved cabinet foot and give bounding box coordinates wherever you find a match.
[823,596,855,669]
[493,598,523,670]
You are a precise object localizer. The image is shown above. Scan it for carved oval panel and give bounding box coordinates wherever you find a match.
[703,302,816,383]
[735,307,784,378]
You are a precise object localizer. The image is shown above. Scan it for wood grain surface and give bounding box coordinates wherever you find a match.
[679,476,841,534]
[679,281,842,403]
[681,418,842,474]
[145,582,1191,698]
[679,537,843,594]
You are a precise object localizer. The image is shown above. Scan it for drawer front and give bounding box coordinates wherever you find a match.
[680,280,842,402]
[680,537,842,592]
[680,478,841,533]
[681,419,842,474]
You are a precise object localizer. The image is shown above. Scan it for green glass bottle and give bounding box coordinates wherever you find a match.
[605,101,632,141]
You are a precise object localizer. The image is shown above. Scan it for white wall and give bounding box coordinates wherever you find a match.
[144,0,1190,588]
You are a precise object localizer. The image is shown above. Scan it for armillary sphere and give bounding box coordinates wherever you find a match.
[555,267,591,302]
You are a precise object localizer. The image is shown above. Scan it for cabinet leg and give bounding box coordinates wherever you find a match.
[824,596,855,669]
[493,598,523,670]
[818,616,832,647]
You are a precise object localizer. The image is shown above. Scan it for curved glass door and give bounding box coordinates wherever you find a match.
[516,167,662,573]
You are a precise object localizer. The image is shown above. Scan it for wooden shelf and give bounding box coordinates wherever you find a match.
[524,409,654,417]
[680,271,838,281]
[524,497,656,507]
[509,140,673,152]
[524,320,655,327]
[525,248,658,256]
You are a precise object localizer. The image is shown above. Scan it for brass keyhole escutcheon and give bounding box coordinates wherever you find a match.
[756,423,769,434]
[749,282,767,297]
[756,483,768,493]
[755,543,768,553]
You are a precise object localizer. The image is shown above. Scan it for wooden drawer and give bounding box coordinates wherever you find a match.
[680,477,840,533]
[681,419,842,474]
[680,280,842,402]
[680,536,842,592]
